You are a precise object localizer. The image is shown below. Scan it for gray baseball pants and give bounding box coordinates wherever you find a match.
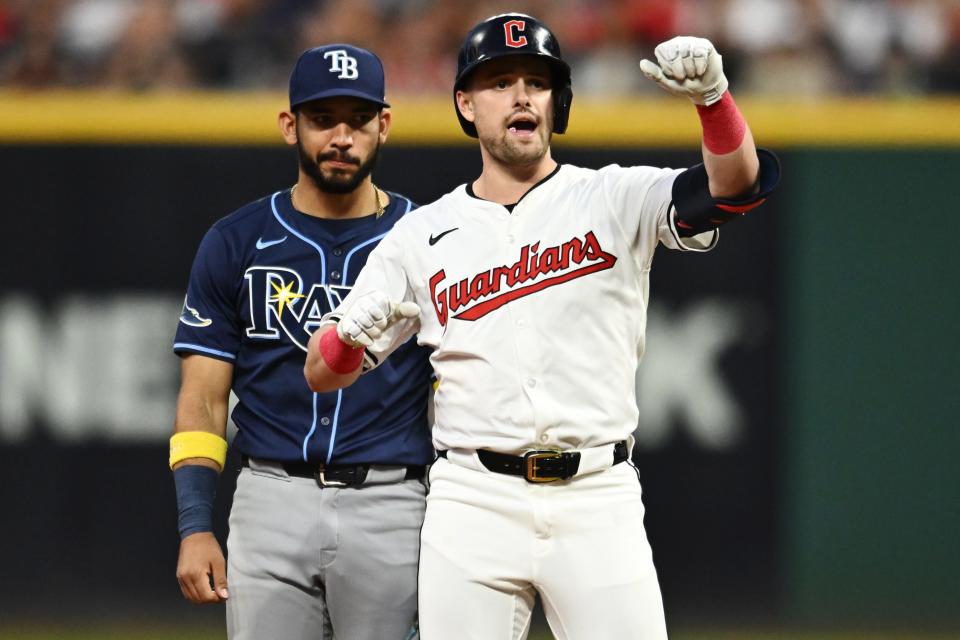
[226,458,426,640]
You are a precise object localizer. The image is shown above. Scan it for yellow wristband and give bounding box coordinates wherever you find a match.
[169,431,228,470]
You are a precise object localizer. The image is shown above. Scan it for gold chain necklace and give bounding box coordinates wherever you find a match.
[291,182,386,218]
[373,184,385,218]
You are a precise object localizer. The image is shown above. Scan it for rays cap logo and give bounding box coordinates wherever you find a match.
[289,44,390,111]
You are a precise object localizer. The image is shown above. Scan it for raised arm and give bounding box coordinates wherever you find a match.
[698,101,758,199]
[639,36,759,198]
[640,37,781,239]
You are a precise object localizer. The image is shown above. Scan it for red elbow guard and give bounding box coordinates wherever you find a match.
[318,327,364,374]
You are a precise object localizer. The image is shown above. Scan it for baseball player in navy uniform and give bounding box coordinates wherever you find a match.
[305,14,780,640]
[169,44,432,640]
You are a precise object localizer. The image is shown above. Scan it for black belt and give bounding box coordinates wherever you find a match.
[439,441,629,483]
[242,456,426,487]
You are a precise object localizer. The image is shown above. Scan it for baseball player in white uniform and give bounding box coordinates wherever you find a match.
[304,13,780,640]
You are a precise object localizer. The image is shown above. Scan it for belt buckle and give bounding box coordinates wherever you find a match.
[316,466,348,488]
[524,450,562,483]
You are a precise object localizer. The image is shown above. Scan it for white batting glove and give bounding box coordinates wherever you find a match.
[639,36,728,106]
[336,291,419,348]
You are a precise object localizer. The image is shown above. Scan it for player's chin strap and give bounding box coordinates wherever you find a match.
[671,148,781,238]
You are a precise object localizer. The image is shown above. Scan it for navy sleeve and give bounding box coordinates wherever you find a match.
[173,227,241,362]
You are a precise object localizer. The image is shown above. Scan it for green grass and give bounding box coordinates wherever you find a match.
[2,627,958,640]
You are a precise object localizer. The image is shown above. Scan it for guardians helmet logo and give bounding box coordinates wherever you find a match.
[429,230,617,325]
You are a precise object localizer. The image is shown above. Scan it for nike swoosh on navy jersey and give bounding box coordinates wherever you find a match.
[428,228,459,246]
[256,236,288,250]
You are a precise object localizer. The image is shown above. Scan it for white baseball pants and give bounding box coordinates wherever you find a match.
[418,455,668,639]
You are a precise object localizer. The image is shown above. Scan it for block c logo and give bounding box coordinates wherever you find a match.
[503,20,527,48]
[324,50,359,79]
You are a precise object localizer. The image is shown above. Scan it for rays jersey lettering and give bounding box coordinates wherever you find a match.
[244,266,349,350]
[429,231,616,325]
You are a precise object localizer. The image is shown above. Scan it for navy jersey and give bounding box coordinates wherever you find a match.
[174,188,434,465]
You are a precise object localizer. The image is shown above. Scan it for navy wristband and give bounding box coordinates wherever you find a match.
[173,465,218,539]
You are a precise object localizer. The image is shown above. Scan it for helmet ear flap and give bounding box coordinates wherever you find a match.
[552,86,573,135]
[462,123,479,138]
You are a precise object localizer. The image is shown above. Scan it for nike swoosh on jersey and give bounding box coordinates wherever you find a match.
[256,236,288,250]
[428,228,459,246]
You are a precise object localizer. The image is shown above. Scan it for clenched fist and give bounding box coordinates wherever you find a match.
[639,36,728,106]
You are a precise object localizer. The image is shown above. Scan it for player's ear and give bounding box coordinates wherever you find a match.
[456,90,476,124]
[278,110,298,146]
[378,108,391,145]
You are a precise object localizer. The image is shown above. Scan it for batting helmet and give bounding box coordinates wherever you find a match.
[454,13,573,137]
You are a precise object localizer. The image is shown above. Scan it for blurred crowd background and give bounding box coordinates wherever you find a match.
[2,3,959,639]
[2,0,959,96]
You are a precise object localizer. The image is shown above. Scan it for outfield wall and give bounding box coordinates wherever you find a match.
[782,149,960,627]
[0,95,957,630]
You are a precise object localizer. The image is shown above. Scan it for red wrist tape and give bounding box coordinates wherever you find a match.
[696,92,746,155]
[319,327,364,374]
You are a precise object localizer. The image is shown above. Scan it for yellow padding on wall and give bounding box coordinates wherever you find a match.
[2,91,959,147]
[169,431,228,469]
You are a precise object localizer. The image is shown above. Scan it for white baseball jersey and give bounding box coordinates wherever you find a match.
[334,163,717,454]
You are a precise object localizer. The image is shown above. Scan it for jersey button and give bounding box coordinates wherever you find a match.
[320,417,331,426]
[516,319,526,329]
[330,270,342,281]
[333,248,344,257]
[507,234,515,242]
[539,433,549,444]
[526,378,536,388]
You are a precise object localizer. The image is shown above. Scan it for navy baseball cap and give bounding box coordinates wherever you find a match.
[289,44,390,110]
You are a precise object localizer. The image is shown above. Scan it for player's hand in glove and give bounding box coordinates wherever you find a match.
[639,36,728,106]
[337,291,420,348]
